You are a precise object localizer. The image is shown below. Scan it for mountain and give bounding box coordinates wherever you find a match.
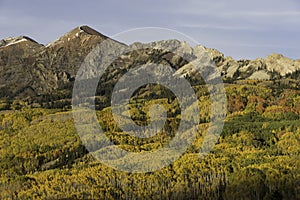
[0,26,115,106]
[0,36,43,98]
[0,25,299,108]
[1,26,300,199]
[207,48,300,81]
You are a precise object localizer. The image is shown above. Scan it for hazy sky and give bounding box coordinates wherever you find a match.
[0,0,299,59]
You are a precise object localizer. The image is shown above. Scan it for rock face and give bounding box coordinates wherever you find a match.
[207,49,300,81]
[0,25,299,106]
[266,53,300,76]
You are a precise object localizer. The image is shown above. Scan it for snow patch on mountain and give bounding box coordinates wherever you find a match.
[0,37,28,48]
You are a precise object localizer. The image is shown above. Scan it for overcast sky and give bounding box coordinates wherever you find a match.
[0,0,299,59]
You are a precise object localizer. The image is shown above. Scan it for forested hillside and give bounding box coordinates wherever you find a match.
[0,80,299,199]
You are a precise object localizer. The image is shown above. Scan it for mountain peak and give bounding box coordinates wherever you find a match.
[45,25,108,48]
[78,25,106,37]
[0,36,39,48]
[266,53,300,76]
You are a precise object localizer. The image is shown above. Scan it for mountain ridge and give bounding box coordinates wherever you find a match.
[0,25,299,108]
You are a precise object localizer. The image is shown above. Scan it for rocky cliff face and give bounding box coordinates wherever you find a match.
[0,25,299,106]
[207,48,300,81]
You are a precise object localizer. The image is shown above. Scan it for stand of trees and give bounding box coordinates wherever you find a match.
[0,80,299,199]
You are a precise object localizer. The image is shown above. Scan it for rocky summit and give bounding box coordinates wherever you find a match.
[0,25,299,108]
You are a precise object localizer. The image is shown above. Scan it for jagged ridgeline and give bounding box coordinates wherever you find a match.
[0,26,299,199]
[0,25,300,109]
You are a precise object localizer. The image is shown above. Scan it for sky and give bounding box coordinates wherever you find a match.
[0,0,299,60]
